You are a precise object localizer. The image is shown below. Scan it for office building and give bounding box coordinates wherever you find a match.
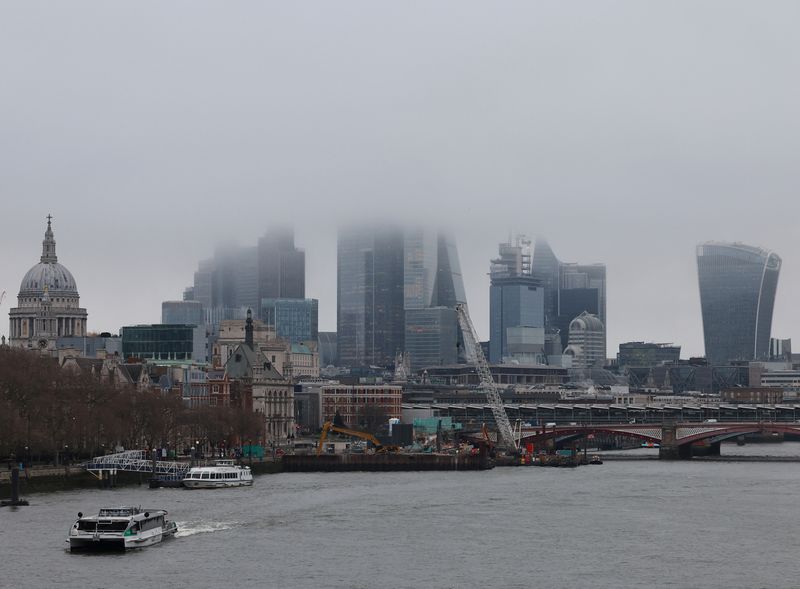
[489,275,545,363]
[258,226,305,301]
[318,332,338,367]
[337,226,467,369]
[184,226,305,328]
[531,239,607,354]
[405,307,458,370]
[531,238,561,331]
[162,300,204,326]
[564,312,606,369]
[559,263,606,347]
[337,226,405,368]
[261,298,319,344]
[320,384,403,429]
[697,242,781,364]
[488,238,544,363]
[121,324,207,363]
[617,342,681,368]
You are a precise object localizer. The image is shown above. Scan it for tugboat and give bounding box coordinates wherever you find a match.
[68,506,177,551]
[182,459,253,488]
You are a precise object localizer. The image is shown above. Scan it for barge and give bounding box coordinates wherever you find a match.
[282,452,494,472]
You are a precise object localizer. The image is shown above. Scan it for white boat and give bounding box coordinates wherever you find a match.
[182,459,253,488]
[68,506,177,551]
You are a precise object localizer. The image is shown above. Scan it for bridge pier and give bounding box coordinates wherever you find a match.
[659,424,693,460]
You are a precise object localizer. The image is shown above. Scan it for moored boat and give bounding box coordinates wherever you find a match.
[68,506,176,552]
[182,459,253,488]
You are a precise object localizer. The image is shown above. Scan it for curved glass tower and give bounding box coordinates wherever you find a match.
[696,242,781,365]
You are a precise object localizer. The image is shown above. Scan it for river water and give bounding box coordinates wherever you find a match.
[3,448,800,589]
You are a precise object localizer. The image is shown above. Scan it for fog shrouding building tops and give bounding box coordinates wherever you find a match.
[697,242,781,365]
[337,226,466,369]
[186,226,305,323]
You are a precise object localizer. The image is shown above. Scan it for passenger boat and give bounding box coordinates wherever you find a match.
[68,506,177,551]
[182,459,253,488]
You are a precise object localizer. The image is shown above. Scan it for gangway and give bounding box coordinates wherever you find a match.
[84,450,190,479]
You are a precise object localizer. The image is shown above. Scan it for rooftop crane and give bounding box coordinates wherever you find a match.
[455,303,518,451]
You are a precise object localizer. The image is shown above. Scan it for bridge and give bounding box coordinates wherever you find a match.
[84,450,190,480]
[517,422,800,459]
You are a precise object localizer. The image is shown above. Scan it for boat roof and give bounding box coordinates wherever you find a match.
[82,507,167,519]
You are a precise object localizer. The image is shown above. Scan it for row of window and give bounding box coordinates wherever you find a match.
[188,471,240,480]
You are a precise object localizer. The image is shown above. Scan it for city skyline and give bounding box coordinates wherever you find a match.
[2,3,798,357]
[1,217,792,360]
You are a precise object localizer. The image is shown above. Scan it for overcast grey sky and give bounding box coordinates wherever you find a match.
[1,2,798,357]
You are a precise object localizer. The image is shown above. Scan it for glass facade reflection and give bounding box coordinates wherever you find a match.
[337,227,405,368]
[489,276,545,363]
[338,227,466,369]
[121,324,196,361]
[697,242,781,364]
[261,298,319,344]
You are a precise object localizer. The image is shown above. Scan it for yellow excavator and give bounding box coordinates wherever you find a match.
[316,421,397,457]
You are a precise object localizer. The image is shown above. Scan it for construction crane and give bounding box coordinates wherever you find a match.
[455,303,518,451]
[316,421,397,457]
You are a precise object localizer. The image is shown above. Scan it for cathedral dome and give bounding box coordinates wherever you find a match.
[17,216,79,297]
[19,262,78,295]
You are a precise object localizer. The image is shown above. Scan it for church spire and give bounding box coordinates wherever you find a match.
[245,308,254,349]
[40,214,57,263]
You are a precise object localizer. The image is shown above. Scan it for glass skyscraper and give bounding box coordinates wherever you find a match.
[337,227,405,368]
[337,226,466,369]
[489,275,545,363]
[697,242,781,364]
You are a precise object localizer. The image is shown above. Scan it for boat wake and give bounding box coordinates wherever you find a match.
[174,520,238,538]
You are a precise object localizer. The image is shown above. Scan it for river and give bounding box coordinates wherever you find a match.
[3,448,800,589]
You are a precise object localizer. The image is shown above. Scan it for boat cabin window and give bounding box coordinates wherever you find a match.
[201,472,210,479]
[96,520,129,532]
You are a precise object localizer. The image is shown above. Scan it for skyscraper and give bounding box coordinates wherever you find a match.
[559,263,606,331]
[697,242,781,364]
[258,226,305,302]
[185,226,305,325]
[531,238,560,331]
[337,226,466,369]
[488,238,545,363]
[337,226,405,368]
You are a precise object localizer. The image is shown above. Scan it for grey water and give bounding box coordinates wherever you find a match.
[3,454,800,589]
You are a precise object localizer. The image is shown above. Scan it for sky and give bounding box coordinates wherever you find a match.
[1,2,798,358]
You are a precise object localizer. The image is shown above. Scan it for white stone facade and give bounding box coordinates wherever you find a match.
[9,217,88,351]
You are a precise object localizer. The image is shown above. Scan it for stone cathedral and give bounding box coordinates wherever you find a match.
[8,216,88,351]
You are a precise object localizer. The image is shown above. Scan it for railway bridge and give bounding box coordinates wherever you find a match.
[519,422,800,459]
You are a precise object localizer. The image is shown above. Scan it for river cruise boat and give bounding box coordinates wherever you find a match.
[182,460,253,488]
[68,506,177,551]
